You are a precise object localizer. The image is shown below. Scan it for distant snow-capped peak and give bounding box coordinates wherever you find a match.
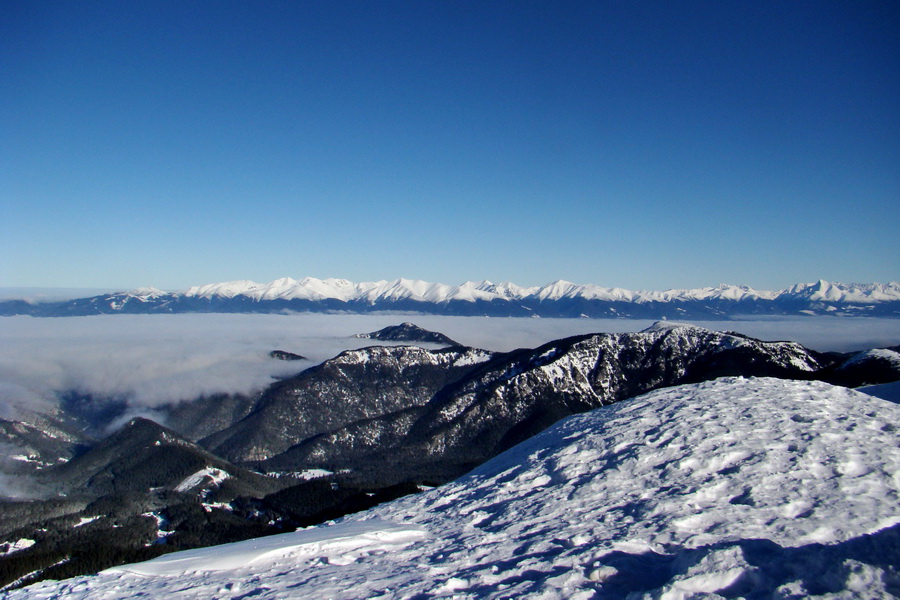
[785,279,900,303]
[178,277,900,304]
[9,277,896,319]
[129,287,168,299]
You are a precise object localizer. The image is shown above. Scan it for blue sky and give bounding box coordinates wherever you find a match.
[2,1,898,291]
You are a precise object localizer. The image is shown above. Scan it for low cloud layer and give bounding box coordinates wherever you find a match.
[0,442,53,499]
[1,314,898,416]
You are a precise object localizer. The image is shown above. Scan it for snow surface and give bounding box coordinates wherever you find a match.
[110,519,425,576]
[8,377,899,599]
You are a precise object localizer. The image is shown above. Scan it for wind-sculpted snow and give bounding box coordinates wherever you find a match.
[108,518,426,576]
[8,378,899,599]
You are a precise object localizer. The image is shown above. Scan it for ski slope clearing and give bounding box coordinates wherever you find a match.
[6,378,899,599]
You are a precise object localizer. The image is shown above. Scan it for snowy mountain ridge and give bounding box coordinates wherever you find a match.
[180,277,900,304]
[217,321,827,479]
[9,378,899,599]
[3,278,900,318]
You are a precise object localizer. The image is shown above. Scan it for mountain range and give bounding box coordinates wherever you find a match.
[1,322,898,592]
[3,278,900,318]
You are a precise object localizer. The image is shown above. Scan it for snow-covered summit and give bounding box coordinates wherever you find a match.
[786,280,900,303]
[128,287,168,299]
[184,277,363,301]
[13,378,899,599]
[640,320,698,333]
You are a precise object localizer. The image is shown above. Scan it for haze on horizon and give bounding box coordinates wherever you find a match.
[2,1,898,291]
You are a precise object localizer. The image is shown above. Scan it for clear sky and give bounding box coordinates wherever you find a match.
[2,1,898,291]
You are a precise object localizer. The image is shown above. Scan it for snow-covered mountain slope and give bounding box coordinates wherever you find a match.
[39,418,284,500]
[842,348,900,370]
[201,345,493,464]
[0,416,86,475]
[261,322,826,482]
[3,278,899,318]
[9,378,898,599]
[818,346,900,388]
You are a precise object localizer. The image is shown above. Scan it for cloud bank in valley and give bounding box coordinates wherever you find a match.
[0,314,899,416]
[1,313,899,498]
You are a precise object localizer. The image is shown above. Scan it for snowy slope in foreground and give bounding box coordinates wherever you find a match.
[9,378,900,599]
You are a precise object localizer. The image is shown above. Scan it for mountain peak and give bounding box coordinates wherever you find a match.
[354,323,461,346]
[641,320,704,333]
[130,287,167,298]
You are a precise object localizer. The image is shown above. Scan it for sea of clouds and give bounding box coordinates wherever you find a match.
[0,313,898,499]
[1,313,900,415]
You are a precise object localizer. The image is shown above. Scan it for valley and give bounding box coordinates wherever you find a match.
[1,319,898,593]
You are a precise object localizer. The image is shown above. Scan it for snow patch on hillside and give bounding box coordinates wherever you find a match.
[174,468,230,493]
[0,539,35,557]
[72,517,100,529]
[452,350,493,367]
